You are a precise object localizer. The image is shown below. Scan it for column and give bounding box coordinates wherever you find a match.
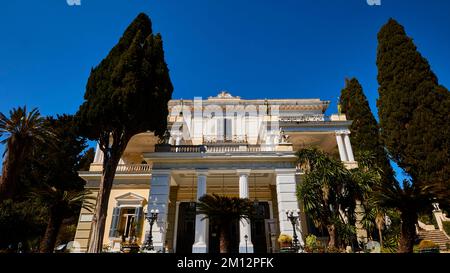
[275,168,304,249]
[192,169,208,253]
[193,97,204,144]
[335,131,348,162]
[147,169,171,252]
[237,169,254,253]
[343,132,355,162]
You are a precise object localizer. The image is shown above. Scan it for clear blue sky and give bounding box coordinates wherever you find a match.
[1,0,449,180]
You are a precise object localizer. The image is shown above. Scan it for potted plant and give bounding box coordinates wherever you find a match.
[120,224,140,253]
[278,234,293,248]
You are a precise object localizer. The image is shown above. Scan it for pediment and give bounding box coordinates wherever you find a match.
[115,192,146,206]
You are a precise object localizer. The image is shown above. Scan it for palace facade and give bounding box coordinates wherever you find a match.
[74,91,358,253]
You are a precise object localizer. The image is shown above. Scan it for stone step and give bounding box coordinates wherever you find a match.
[418,230,450,250]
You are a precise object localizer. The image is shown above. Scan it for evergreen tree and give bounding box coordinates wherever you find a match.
[23,115,95,253]
[377,19,450,187]
[376,18,450,252]
[339,78,394,184]
[76,13,173,252]
[78,148,95,172]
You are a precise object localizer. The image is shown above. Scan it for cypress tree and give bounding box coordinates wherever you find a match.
[339,78,394,184]
[377,18,450,188]
[376,18,450,252]
[76,13,173,252]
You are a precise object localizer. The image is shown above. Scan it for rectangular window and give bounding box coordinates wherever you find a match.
[118,208,136,238]
[217,118,232,141]
[225,118,232,141]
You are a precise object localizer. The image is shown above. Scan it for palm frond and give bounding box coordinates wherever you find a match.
[196,194,255,224]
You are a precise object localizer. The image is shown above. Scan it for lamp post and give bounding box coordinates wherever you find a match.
[286,209,301,252]
[244,235,248,253]
[141,208,159,252]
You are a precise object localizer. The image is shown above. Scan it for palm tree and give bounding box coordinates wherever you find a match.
[196,194,255,253]
[296,148,351,248]
[31,185,95,253]
[0,106,50,199]
[361,204,387,250]
[371,180,440,253]
[372,179,446,253]
[297,148,381,249]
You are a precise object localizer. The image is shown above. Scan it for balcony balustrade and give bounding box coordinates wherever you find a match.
[279,114,330,123]
[202,135,248,144]
[154,144,265,153]
[115,164,152,173]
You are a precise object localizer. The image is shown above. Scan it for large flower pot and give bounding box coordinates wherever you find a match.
[121,244,140,253]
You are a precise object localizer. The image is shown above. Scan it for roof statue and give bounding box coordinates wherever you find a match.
[209,91,240,99]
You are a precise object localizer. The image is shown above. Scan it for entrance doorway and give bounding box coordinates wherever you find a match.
[251,202,271,253]
[175,202,196,253]
[175,201,272,253]
[208,219,240,253]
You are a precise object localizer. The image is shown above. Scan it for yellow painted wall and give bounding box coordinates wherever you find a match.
[73,187,151,252]
[102,188,150,246]
[73,190,98,252]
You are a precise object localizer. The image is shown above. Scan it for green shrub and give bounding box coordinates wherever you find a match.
[443,221,450,237]
[305,234,317,248]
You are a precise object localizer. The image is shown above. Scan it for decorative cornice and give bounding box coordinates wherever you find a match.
[335,129,351,135]
[236,169,252,176]
[195,169,209,176]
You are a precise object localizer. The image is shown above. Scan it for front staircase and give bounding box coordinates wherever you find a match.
[418,230,450,251]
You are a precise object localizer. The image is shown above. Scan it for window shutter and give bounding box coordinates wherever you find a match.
[134,206,144,236]
[109,207,121,237]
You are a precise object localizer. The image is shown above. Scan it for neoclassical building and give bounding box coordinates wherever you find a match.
[74,91,357,253]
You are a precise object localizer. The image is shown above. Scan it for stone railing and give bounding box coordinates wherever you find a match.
[154,144,267,153]
[89,164,152,173]
[115,164,152,173]
[154,144,205,153]
[417,220,436,231]
[203,135,248,144]
[279,114,330,123]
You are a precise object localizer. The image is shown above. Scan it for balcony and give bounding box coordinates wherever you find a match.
[154,144,206,153]
[279,114,330,123]
[88,164,152,173]
[154,143,292,153]
[115,164,152,173]
[202,135,248,144]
